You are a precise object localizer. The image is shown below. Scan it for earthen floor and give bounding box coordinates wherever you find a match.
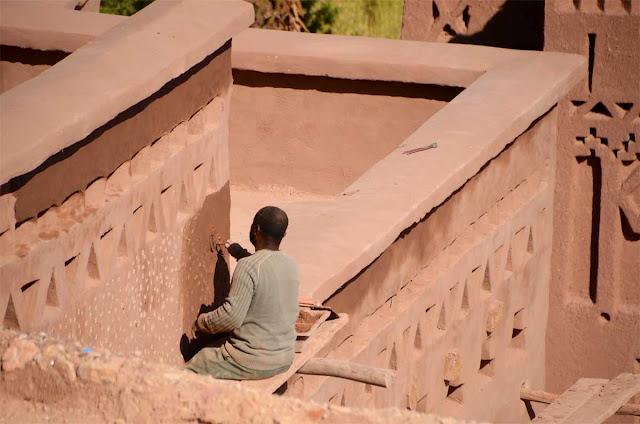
[230,186,334,258]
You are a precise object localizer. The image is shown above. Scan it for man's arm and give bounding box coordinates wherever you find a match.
[196,264,254,334]
[227,242,251,260]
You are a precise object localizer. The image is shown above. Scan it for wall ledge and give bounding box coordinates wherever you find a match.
[0,0,253,185]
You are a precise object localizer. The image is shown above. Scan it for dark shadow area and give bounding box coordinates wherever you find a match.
[523,399,536,420]
[449,0,545,51]
[180,249,232,363]
[620,207,640,241]
[575,151,601,304]
[0,45,69,65]
[233,70,464,101]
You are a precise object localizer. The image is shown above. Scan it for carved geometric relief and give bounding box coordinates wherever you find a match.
[482,262,492,292]
[437,301,448,331]
[556,0,637,15]
[0,98,226,338]
[445,383,464,404]
[460,283,470,314]
[414,323,423,350]
[479,358,495,377]
[571,100,640,163]
[585,101,613,120]
[46,274,60,308]
[389,343,398,371]
[2,295,18,330]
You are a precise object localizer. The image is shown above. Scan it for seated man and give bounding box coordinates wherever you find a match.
[186,206,299,380]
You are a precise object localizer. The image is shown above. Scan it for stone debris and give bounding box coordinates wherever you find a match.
[76,356,125,384]
[0,330,474,424]
[1,337,40,372]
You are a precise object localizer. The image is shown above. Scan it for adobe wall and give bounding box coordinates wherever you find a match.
[229,71,461,194]
[0,0,253,365]
[3,44,231,223]
[287,111,557,423]
[544,0,640,399]
[228,28,582,420]
[0,0,123,93]
[401,0,544,50]
[401,0,640,408]
[0,46,67,94]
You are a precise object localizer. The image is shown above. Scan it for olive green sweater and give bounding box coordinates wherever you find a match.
[199,249,299,371]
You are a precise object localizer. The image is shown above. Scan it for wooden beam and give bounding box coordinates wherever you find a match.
[532,379,607,424]
[297,358,394,388]
[531,374,640,423]
[563,374,640,424]
[522,388,640,417]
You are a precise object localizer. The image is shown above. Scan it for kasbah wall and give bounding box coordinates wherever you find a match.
[0,33,235,365]
[402,0,640,403]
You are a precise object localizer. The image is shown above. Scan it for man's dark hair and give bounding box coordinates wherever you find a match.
[254,206,288,242]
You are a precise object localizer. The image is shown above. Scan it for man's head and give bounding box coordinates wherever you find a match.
[249,206,289,249]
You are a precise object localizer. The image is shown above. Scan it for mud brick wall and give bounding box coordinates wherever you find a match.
[401,0,544,50]
[229,71,461,195]
[283,111,558,423]
[545,0,640,398]
[0,48,233,365]
[0,46,68,94]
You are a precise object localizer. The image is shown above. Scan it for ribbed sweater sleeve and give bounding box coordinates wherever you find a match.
[200,263,254,334]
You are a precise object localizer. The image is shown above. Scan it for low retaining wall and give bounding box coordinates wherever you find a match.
[0,0,252,364]
[230,29,584,421]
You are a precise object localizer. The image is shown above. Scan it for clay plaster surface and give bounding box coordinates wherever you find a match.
[227,28,582,420]
[229,27,583,304]
[289,112,556,423]
[6,42,232,222]
[232,28,533,88]
[271,51,584,304]
[0,58,51,95]
[0,1,125,53]
[0,0,253,184]
[401,0,544,51]
[544,0,640,402]
[230,72,459,194]
[1,96,231,364]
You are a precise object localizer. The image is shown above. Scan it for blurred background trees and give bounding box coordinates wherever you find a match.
[100,0,404,39]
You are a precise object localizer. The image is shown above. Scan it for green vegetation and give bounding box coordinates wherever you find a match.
[99,0,404,39]
[330,0,404,39]
[301,0,339,34]
[100,0,154,16]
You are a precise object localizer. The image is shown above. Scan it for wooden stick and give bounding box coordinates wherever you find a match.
[521,388,640,417]
[297,358,394,388]
[403,142,438,155]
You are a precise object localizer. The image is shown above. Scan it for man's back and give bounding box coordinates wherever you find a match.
[224,249,299,371]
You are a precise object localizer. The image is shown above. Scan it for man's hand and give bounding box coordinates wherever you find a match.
[209,234,223,253]
[226,241,251,260]
[186,320,198,340]
[187,314,207,339]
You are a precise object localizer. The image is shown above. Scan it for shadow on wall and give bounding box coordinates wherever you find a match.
[450,0,544,51]
[179,249,231,362]
[179,184,231,362]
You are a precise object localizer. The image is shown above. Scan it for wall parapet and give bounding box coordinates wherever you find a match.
[0,1,125,53]
[267,43,585,303]
[0,0,247,364]
[0,0,253,185]
[232,28,532,87]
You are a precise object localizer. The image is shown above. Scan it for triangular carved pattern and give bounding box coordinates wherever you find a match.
[427,0,472,42]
